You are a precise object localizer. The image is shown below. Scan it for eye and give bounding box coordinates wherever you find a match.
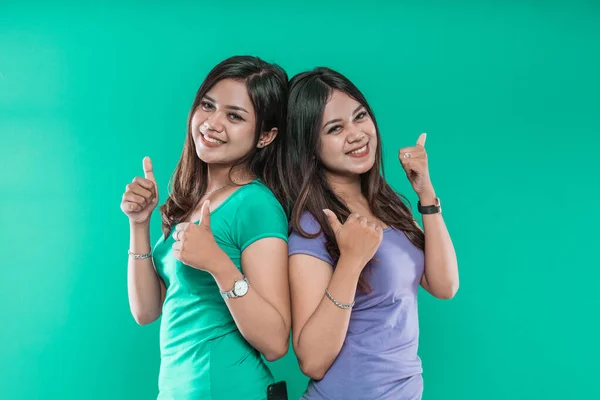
[327,125,342,134]
[200,101,214,111]
[228,113,244,122]
[355,111,367,121]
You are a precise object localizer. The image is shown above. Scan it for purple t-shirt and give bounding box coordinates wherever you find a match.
[289,212,425,400]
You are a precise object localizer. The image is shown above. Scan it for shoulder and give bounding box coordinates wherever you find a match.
[292,211,324,236]
[230,180,287,229]
[231,180,284,213]
[226,180,288,249]
[289,211,333,265]
[236,180,280,204]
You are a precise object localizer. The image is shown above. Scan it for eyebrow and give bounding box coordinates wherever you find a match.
[323,118,343,128]
[203,95,250,114]
[322,104,366,129]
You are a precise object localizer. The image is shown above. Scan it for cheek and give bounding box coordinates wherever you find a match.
[370,133,378,150]
[191,108,206,127]
[229,124,256,148]
[364,122,378,148]
[364,120,376,136]
[318,137,344,165]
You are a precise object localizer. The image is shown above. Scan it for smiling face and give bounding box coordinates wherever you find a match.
[191,78,258,165]
[317,89,378,177]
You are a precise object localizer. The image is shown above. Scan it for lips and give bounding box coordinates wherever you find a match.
[199,128,227,147]
[202,132,225,144]
[346,143,369,156]
[346,143,367,154]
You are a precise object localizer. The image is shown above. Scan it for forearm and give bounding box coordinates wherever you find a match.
[212,259,290,361]
[295,257,362,379]
[419,193,459,299]
[127,222,163,325]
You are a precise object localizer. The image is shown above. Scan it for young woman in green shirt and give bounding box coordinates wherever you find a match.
[120,56,291,400]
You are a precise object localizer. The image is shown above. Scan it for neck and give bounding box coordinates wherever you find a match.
[325,171,363,203]
[205,163,253,190]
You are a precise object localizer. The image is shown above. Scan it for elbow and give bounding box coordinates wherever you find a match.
[296,348,329,380]
[131,309,159,326]
[263,345,288,362]
[435,281,459,300]
[293,338,332,380]
[303,367,326,381]
[263,336,290,362]
[299,359,327,381]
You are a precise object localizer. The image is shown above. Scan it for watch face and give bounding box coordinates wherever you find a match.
[233,279,249,297]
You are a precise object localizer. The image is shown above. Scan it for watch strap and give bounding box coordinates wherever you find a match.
[220,276,249,300]
[220,288,236,300]
[417,198,441,214]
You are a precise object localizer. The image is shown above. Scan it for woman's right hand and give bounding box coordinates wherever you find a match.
[121,157,159,225]
[323,209,383,269]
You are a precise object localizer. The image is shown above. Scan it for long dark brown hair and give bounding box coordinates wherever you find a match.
[285,67,425,292]
[160,56,288,238]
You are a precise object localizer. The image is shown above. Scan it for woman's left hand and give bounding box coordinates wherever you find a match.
[172,200,226,273]
[398,133,435,199]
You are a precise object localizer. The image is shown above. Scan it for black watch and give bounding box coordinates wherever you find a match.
[417,198,441,214]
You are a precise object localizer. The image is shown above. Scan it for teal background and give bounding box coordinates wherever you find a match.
[1,1,599,399]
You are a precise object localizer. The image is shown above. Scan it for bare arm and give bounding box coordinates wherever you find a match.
[211,238,291,362]
[290,254,363,380]
[418,193,459,299]
[289,211,383,380]
[127,222,165,325]
[398,134,459,299]
[122,156,165,325]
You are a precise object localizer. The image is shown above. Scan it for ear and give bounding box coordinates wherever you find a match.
[257,127,278,149]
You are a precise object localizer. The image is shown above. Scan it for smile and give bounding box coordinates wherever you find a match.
[346,143,369,157]
[200,131,226,146]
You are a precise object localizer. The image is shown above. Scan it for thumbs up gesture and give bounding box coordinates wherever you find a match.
[398,133,435,197]
[171,200,225,272]
[121,156,159,224]
[323,209,383,269]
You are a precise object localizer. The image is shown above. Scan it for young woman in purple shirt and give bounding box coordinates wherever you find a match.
[284,67,460,400]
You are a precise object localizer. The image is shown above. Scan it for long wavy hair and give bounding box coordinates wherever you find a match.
[160,56,288,238]
[285,67,424,292]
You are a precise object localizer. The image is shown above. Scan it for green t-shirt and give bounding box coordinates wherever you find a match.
[152,180,288,400]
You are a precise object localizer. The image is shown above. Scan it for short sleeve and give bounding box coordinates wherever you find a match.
[288,212,334,266]
[232,187,288,252]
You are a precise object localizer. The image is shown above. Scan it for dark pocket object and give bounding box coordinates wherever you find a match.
[267,381,288,400]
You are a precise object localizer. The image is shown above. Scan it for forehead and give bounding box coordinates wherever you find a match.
[322,90,362,120]
[206,78,253,109]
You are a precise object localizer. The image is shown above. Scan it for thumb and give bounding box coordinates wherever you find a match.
[199,200,211,228]
[323,209,342,234]
[416,133,427,147]
[143,156,156,182]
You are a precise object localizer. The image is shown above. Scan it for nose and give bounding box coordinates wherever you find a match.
[204,112,224,133]
[347,126,365,143]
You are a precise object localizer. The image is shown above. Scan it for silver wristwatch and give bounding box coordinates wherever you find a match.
[220,276,250,300]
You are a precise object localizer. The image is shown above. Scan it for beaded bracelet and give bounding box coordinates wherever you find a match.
[128,250,152,260]
[325,289,354,309]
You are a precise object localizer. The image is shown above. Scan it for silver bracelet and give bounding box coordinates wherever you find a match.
[128,250,152,259]
[325,289,354,310]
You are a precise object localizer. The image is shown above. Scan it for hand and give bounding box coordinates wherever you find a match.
[398,133,435,199]
[323,210,383,269]
[121,156,159,224]
[171,200,226,272]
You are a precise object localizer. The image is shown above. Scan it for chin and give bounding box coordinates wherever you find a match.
[195,145,251,166]
[195,144,220,164]
[353,167,373,176]
[336,166,372,178]
[351,159,376,175]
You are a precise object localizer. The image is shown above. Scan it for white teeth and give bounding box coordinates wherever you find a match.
[203,133,224,144]
[349,144,367,154]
